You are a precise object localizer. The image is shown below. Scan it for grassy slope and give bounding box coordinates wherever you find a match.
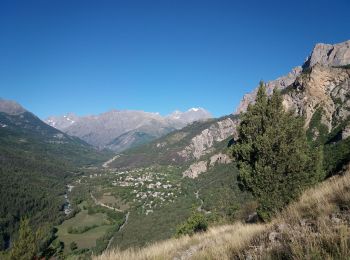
[96,166,350,260]
[57,209,111,253]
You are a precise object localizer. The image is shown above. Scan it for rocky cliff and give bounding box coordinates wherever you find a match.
[177,117,238,160]
[108,40,350,178]
[235,40,350,116]
[183,39,350,179]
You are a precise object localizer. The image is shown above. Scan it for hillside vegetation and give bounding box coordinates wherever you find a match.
[0,109,112,255]
[95,165,350,260]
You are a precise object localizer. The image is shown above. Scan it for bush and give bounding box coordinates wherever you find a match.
[70,241,77,251]
[175,211,208,237]
[67,224,98,234]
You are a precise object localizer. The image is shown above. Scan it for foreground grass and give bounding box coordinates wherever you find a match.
[96,223,267,260]
[95,167,350,259]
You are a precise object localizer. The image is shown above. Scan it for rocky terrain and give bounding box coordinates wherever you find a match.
[107,114,238,171]
[46,108,212,152]
[236,40,350,118]
[177,117,238,160]
[106,39,350,193]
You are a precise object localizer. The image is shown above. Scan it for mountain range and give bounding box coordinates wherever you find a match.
[45,108,212,152]
[106,39,350,179]
[1,39,350,259]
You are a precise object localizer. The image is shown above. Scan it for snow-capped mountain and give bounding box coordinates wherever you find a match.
[46,108,212,152]
[166,107,212,123]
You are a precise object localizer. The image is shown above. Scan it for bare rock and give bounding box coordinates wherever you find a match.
[178,117,238,160]
[268,231,280,243]
[305,40,350,68]
[209,153,232,166]
[235,66,302,114]
[342,123,350,140]
[182,161,208,178]
[246,212,259,223]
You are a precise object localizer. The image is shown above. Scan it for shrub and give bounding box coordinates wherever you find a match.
[175,211,208,237]
[70,241,77,251]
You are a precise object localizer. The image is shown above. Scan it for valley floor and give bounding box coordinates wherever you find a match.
[95,166,350,260]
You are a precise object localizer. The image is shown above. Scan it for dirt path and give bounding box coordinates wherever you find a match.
[102,155,120,168]
[106,211,130,250]
[194,190,210,214]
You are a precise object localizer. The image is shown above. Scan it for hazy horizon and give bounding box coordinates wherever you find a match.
[1,0,349,118]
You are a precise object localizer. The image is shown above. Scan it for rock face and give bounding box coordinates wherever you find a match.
[178,117,238,160]
[209,153,232,166]
[235,40,350,115]
[304,40,350,68]
[342,123,350,140]
[46,108,212,152]
[182,153,232,178]
[182,161,208,178]
[233,39,350,146]
[235,67,302,114]
[282,64,350,130]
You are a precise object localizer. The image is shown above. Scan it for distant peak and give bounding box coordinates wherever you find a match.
[0,98,26,115]
[189,107,201,112]
[303,39,350,69]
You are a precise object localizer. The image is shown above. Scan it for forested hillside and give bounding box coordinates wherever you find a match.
[0,105,112,255]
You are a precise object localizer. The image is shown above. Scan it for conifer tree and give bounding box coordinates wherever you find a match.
[232,82,324,220]
[9,218,36,260]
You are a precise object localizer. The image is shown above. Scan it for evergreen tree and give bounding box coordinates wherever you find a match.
[232,82,324,220]
[9,218,36,260]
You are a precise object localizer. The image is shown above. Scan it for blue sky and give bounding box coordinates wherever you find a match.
[0,0,349,118]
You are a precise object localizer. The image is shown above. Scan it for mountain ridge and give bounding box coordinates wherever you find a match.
[45,107,212,152]
[235,39,350,115]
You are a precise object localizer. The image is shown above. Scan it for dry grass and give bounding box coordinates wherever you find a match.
[95,224,267,260]
[95,168,350,260]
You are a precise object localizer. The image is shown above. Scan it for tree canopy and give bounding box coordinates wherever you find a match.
[232,82,324,220]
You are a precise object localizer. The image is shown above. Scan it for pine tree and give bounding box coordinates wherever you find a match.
[9,219,36,260]
[232,82,324,220]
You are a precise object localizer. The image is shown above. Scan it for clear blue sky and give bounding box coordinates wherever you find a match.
[0,0,349,118]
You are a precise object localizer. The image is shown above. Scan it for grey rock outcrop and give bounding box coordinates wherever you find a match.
[342,123,350,140]
[182,152,232,178]
[304,40,350,68]
[209,153,232,166]
[182,161,208,178]
[235,40,350,115]
[178,117,238,160]
[282,64,350,131]
[235,67,302,114]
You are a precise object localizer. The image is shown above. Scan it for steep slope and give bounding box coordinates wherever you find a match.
[0,107,111,166]
[96,166,350,260]
[235,40,350,174]
[236,40,350,115]
[0,99,112,251]
[46,108,212,152]
[96,39,350,256]
[106,115,239,173]
[110,40,350,177]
